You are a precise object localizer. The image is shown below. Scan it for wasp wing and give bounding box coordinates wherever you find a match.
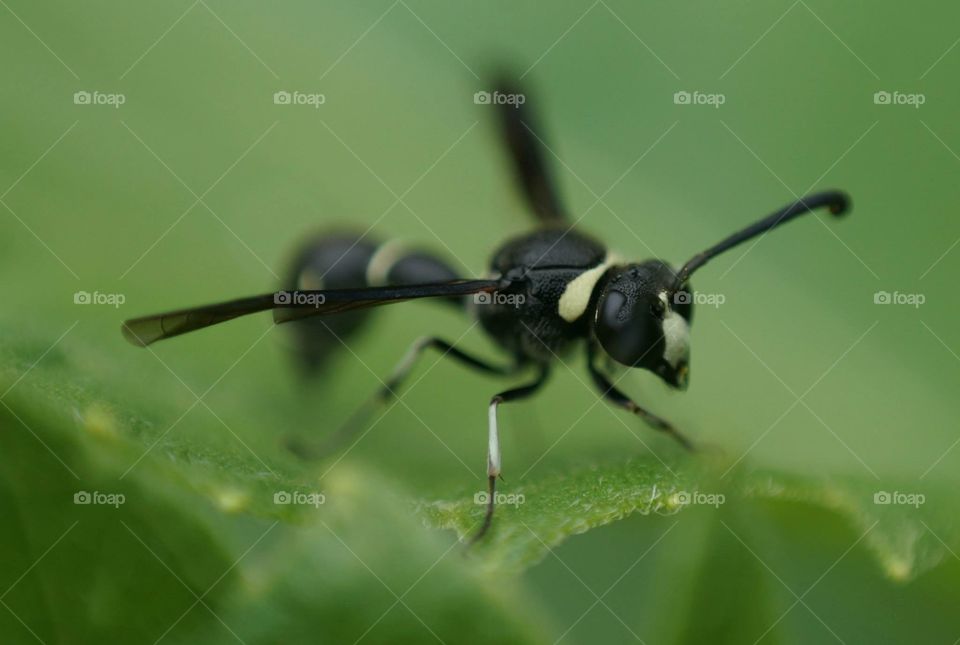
[122,279,506,347]
[121,294,277,347]
[492,76,568,225]
[270,280,504,323]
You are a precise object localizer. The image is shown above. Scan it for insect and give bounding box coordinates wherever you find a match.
[122,77,851,542]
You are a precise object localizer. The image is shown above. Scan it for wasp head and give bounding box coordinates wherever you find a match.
[592,260,693,390]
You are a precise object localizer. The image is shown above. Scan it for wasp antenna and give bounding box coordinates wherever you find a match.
[675,190,850,285]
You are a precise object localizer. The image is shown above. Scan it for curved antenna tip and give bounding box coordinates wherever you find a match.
[827,191,852,216]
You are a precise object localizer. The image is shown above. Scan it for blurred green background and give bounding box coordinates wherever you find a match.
[2,1,959,643]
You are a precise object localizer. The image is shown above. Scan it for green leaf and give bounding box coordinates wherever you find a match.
[422,457,959,582]
[2,319,957,643]
[0,326,553,644]
[419,458,689,572]
[741,469,959,582]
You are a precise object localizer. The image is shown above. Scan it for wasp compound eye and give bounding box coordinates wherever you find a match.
[595,287,663,368]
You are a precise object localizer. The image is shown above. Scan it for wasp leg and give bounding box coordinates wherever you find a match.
[287,336,516,459]
[586,345,695,451]
[469,365,550,545]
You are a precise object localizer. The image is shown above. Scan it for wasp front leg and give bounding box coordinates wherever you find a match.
[470,365,550,544]
[586,343,694,451]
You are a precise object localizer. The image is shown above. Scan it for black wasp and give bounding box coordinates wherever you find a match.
[123,77,851,542]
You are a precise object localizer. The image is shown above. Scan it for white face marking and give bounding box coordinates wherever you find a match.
[557,254,621,323]
[659,291,690,368]
[365,239,408,286]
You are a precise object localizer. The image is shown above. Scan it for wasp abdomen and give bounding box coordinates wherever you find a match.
[287,233,461,374]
